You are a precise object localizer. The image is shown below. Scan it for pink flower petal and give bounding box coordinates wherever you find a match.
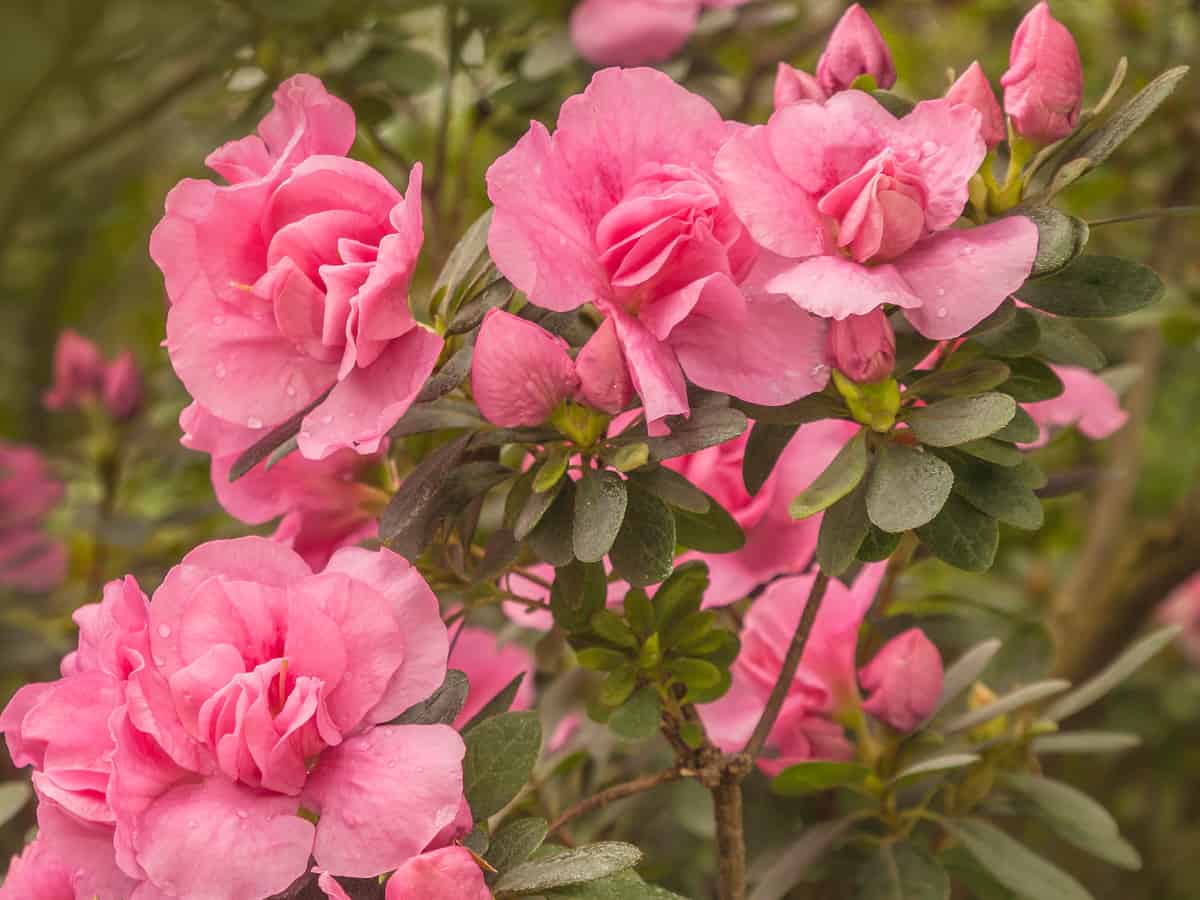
[569,0,699,67]
[447,626,535,730]
[472,310,580,427]
[764,255,921,319]
[575,317,634,414]
[385,846,491,900]
[606,304,689,426]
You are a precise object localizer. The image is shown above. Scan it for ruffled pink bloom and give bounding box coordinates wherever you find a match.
[447,624,536,729]
[859,628,943,731]
[700,564,886,773]
[946,61,1006,150]
[0,441,65,593]
[385,846,491,900]
[43,331,144,422]
[666,419,861,606]
[151,75,442,462]
[0,837,75,900]
[487,67,828,428]
[816,4,895,95]
[1001,2,1083,144]
[774,63,828,108]
[569,0,750,67]
[1023,365,1128,448]
[1158,572,1200,665]
[181,403,383,570]
[825,307,895,383]
[717,91,1038,339]
[471,309,634,426]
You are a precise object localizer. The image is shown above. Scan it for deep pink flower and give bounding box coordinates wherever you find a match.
[1001,2,1083,144]
[1024,365,1128,448]
[151,75,442,462]
[569,0,750,67]
[816,4,896,95]
[1158,572,1200,666]
[0,441,65,593]
[716,91,1038,339]
[665,419,861,606]
[825,307,896,383]
[859,628,943,731]
[487,67,828,428]
[447,624,536,729]
[699,564,886,773]
[471,309,634,427]
[946,62,1006,150]
[181,403,383,570]
[385,846,491,900]
[43,331,144,422]
[774,62,828,108]
[0,837,75,900]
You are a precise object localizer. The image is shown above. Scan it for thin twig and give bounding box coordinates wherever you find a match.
[743,570,830,758]
[1087,205,1200,227]
[547,768,687,836]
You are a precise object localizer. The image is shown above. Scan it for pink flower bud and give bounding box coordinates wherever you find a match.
[102,351,145,422]
[471,309,580,427]
[860,628,943,731]
[575,317,634,415]
[43,330,105,411]
[1000,2,1083,144]
[816,4,896,95]
[825,308,895,383]
[946,61,1006,150]
[774,62,828,108]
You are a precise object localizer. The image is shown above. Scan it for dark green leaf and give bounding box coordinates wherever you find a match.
[527,481,576,567]
[492,842,643,896]
[1070,66,1190,175]
[857,526,901,562]
[998,358,1064,402]
[416,344,475,404]
[609,486,676,587]
[889,753,981,785]
[867,443,954,533]
[817,480,871,577]
[380,435,472,559]
[463,673,529,734]
[577,647,628,671]
[892,316,941,377]
[230,386,333,481]
[1030,731,1141,755]
[970,308,1042,358]
[1031,313,1106,370]
[623,589,655,638]
[941,679,1071,734]
[663,610,717,649]
[389,398,483,437]
[551,561,608,634]
[992,406,1039,443]
[629,467,710,514]
[653,562,708,634]
[790,429,869,519]
[957,438,1023,467]
[447,277,515,335]
[905,394,1016,448]
[964,299,1017,337]
[643,407,748,460]
[608,686,662,741]
[574,470,629,563]
[1018,206,1091,278]
[462,711,542,819]
[1044,626,1180,721]
[872,90,915,116]
[914,494,998,572]
[591,610,639,650]
[945,455,1044,530]
[514,474,563,542]
[391,669,470,726]
[935,817,1094,900]
[852,843,950,900]
[673,492,745,553]
[487,818,550,874]
[743,422,799,497]
[905,360,1012,400]
[542,869,686,899]
[771,761,871,797]
[535,445,571,493]
[1017,255,1165,318]
[732,393,846,426]
[927,640,1002,722]
[664,657,722,690]
[433,208,494,315]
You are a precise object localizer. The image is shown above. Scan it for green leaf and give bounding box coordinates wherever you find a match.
[543,870,687,899]
[229,387,333,481]
[790,429,869,519]
[463,673,529,733]
[927,640,1002,722]
[433,208,494,315]
[0,781,31,829]
[771,761,871,797]
[673,492,746,553]
[447,277,515,336]
[609,486,676,587]
[1044,625,1180,721]
[380,435,472,559]
[623,588,656,638]
[747,816,861,900]
[492,842,643,896]
[890,753,981,786]
[992,405,1039,443]
[514,473,563,541]
[591,610,639,650]
[1031,731,1141,755]
[1070,66,1190,176]
[391,669,470,726]
[652,562,708,634]
[535,445,571,493]
[999,773,1141,869]
[663,610,717,649]
[462,711,542,819]
[643,407,748,460]
[577,647,629,672]
[599,665,639,707]
[970,308,1042,358]
[551,561,608,633]
[629,467,710,514]
[906,394,1016,448]
[1018,206,1090,278]
[964,299,1018,337]
[416,344,476,404]
[608,686,662,741]
[946,455,1043,530]
[732,393,846,426]
[856,525,900,562]
[1031,313,1106,370]
[915,494,998,572]
[1017,255,1165,318]
[606,442,650,473]
[389,398,484,438]
[998,358,1064,402]
[852,843,950,900]
[957,438,1023,468]
[487,817,550,874]
[905,360,1012,401]
[867,443,954,533]
[743,422,800,497]
[935,817,1095,900]
[573,470,629,563]
[664,657,722,690]
[872,89,915,116]
[892,315,941,377]
[817,480,871,576]
[528,481,576,567]
[941,679,1071,735]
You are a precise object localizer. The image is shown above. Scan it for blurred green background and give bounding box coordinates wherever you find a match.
[1,1,1199,896]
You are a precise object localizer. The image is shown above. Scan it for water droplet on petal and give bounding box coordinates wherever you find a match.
[158,625,172,638]
[936,287,946,297]
[321,415,334,425]
[236,809,248,819]
[921,140,938,156]
[286,385,297,397]
[153,656,165,667]
[215,363,227,379]
[187,819,199,829]
[212,315,225,326]
[936,307,949,319]
[247,417,264,430]
[810,363,829,379]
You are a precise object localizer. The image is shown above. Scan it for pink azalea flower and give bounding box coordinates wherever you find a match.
[1001,2,1083,145]
[772,5,894,109]
[181,403,384,570]
[0,837,76,900]
[487,67,828,429]
[1023,365,1128,448]
[665,419,861,606]
[471,309,634,427]
[150,75,442,462]
[945,62,1006,150]
[43,331,144,422]
[0,441,66,593]
[447,623,536,729]
[715,91,1039,340]
[569,0,750,67]
[1158,572,1200,666]
[824,307,896,383]
[774,63,828,109]
[385,846,491,900]
[859,628,943,731]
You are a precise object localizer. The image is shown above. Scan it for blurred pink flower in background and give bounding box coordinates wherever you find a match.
[1024,366,1128,447]
[44,330,145,422]
[773,4,894,108]
[0,441,66,593]
[570,0,750,67]
[860,628,944,731]
[1157,572,1200,665]
[1001,1,1083,144]
[151,75,442,462]
[447,623,536,729]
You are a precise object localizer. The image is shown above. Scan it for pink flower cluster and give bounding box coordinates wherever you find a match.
[0,441,66,593]
[1,538,467,899]
[44,330,144,423]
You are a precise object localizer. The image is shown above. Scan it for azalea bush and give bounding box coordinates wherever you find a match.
[2,1,1199,898]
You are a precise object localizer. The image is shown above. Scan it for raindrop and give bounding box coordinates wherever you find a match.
[936,287,946,297]
[921,141,938,156]
[810,363,829,379]
[187,819,199,829]
[215,363,227,379]
[236,809,249,819]
[286,384,297,397]
[936,307,949,319]
[322,415,334,425]
[158,625,172,638]
[247,417,264,430]
[212,315,226,326]
[153,656,165,667]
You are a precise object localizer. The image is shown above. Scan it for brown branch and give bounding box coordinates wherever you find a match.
[547,768,687,836]
[713,778,747,900]
[744,570,830,758]
[729,9,842,121]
